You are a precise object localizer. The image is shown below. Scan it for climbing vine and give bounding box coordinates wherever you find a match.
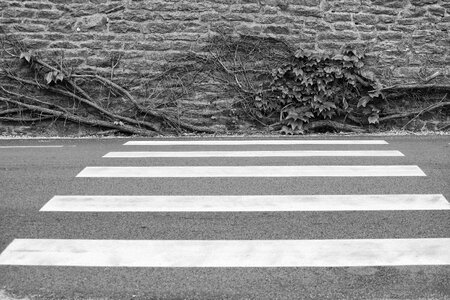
[253,48,384,134]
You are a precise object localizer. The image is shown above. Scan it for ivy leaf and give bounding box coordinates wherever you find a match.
[368,113,379,124]
[342,97,349,110]
[255,111,264,118]
[354,60,364,68]
[299,115,309,122]
[323,101,336,110]
[368,89,382,98]
[280,125,293,135]
[45,72,54,84]
[293,67,303,77]
[357,96,372,108]
[322,110,336,119]
[55,72,64,82]
[287,119,302,130]
[294,49,306,58]
[360,70,375,81]
[20,52,31,63]
[269,46,380,134]
[304,111,314,118]
[313,95,323,103]
[286,110,299,120]
[363,107,373,115]
[343,55,352,61]
[369,105,380,114]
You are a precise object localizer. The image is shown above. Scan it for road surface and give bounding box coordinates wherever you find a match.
[0,136,449,299]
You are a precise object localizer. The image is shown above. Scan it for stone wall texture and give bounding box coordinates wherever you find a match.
[1,0,449,83]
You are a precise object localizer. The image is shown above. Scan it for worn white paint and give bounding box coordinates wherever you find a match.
[76,165,426,178]
[124,140,389,146]
[40,194,449,212]
[0,145,64,148]
[1,238,449,267]
[103,150,404,158]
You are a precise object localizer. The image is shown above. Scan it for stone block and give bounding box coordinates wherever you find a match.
[48,19,77,33]
[49,41,80,49]
[428,6,446,17]
[24,3,53,10]
[410,0,439,6]
[3,9,35,18]
[74,13,108,33]
[290,6,323,18]
[109,21,141,33]
[36,10,62,20]
[400,7,427,18]
[317,31,359,42]
[324,13,352,22]
[13,24,47,32]
[353,13,378,25]
[371,0,407,9]
[263,26,290,35]
[377,31,404,41]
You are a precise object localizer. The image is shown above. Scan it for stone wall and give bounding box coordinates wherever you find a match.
[1,0,449,83]
[1,0,449,132]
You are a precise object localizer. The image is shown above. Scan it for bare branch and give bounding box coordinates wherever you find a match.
[0,96,157,136]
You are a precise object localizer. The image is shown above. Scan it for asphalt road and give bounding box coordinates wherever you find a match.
[0,136,449,299]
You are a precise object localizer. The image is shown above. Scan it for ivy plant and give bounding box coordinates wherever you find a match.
[257,48,382,134]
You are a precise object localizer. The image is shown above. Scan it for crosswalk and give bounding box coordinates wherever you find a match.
[2,238,449,267]
[103,150,405,157]
[1,138,449,269]
[40,194,449,212]
[76,165,426,177]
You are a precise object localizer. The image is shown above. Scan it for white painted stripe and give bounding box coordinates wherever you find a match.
[76,166,426,177]
[40,194,450,212]
[0,145,64,148]
[1,238,448,267]
[103,150,404,158]
[124,140,388,146]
